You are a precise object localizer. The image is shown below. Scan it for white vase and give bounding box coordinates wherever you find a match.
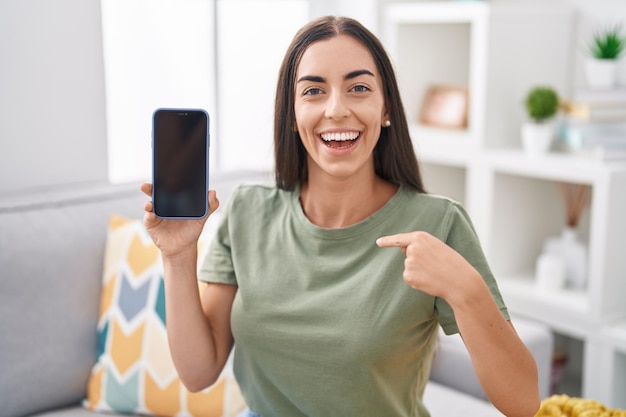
[521,122,554,157]
[535,253,566,290]
[542,227,588,289]
[584,58,619,89]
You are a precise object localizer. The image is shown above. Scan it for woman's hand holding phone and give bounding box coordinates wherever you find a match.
[140,182,219,259]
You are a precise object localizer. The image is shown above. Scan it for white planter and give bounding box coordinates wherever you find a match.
[584,58,619,89]
[521,122,554,157]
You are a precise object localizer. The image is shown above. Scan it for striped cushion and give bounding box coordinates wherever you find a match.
[83,214,245,417]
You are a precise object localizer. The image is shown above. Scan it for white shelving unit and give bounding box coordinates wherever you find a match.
[384,2,626,407]
[586,318,626,408]
[384,2,488,160]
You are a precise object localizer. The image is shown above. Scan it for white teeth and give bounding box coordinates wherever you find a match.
[320,132,359,142]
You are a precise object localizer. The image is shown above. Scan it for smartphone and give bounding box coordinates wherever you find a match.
[152,108,210,219]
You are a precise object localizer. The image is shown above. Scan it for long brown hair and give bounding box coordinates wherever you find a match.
[273,15,425,193]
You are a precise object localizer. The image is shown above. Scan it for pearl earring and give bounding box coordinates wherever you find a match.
[384,120,391,127]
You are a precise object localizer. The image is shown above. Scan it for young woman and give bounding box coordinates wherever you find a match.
[142,15,540,417]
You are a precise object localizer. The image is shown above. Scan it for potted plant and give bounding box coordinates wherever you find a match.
[521,86,559,156]
[584,24,625,89]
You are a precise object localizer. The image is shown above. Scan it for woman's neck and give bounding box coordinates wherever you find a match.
[299,173,398,229]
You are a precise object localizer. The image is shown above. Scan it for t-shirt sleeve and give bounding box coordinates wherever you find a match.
[198,188,239,286]
[434,201,510,335]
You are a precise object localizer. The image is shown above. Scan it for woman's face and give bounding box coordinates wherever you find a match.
[294,34,388,181]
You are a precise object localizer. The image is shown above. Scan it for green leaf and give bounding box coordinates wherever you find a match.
[589,24,625,59]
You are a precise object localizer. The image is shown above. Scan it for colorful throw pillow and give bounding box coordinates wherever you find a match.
[84,214,245,417]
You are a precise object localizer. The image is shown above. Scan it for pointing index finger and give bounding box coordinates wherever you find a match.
[376,233,414,248]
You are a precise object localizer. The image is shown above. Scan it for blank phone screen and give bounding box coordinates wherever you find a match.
[152,109,209,219]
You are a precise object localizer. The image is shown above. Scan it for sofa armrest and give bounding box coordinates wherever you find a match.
[424,382,505,416]
[429,315,554,400]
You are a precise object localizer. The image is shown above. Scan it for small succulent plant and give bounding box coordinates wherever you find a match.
[525,87,559,123]
[589,24,625,60]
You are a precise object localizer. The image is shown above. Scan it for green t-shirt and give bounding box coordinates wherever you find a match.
[199,184,509,417]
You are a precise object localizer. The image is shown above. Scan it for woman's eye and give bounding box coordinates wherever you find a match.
[352,84,371,93]
[304,87,322,96]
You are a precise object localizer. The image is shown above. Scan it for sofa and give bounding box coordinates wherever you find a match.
[0,170,553,417]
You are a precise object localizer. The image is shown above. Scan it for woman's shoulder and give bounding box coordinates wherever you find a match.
[399,188,474,226]
[230,182,292,199]
[230,182,278,198]
[226,182,292,214]
[398,188,477,238]
[401,187,464,211]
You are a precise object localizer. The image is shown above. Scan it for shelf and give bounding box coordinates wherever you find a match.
[612,353,626,409]
[484,149,626,184]
[486,171,590,276]
[498,274,592,338]
[418,146,626,183]
[586,320,626,408]
[552,332,584,398]
[410,124,475,167]
[385,2,488,150]
[385,1,626,402]
[420,163,467,206]
[604,319,626,353]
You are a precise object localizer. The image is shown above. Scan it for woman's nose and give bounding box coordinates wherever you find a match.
[324,91,350,120]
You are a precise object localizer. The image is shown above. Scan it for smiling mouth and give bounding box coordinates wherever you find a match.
[320,131,360,149]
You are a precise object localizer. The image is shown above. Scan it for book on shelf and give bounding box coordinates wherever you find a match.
[570,87,626,105]
[560,88,626,123]
[556,119,626,161]
[560,101,626,122]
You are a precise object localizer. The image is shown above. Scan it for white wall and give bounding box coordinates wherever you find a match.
[309,0,379,34]
[0,0,108,194]
[101,0,216,184]
[215,0,309,173]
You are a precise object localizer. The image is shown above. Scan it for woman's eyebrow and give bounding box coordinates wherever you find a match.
[345,69,375,80]
[297,75,325,83]
[297,69,375,84]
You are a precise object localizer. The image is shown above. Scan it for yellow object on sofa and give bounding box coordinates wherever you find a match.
[84,214,246,417]
[536,394,626,417]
